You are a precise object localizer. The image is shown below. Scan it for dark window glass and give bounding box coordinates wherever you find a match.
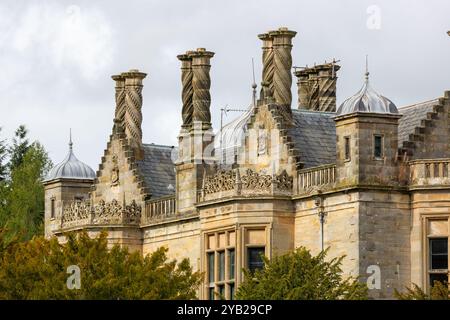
[430,238,448,270]
[208,287,215,300]
[374,135,383,158]
[430,273,448,287]
[51,199,55,218]
[218,285,225,299]
[344,137,350,160]
[229,249,235,280]
[218,251,225,281]
[208,252,215,283]
[248,247,265,273]
[229,283,235,300]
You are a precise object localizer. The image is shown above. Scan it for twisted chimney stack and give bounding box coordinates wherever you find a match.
[177,52,194,128]
[111,69,147,160]
[259,27,296,122]
[189,48,215,129]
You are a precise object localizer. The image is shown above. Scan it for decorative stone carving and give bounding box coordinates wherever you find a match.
[177,52,194,127]
[123,200,141,224]
[62,201,91,226]
[200,168,293,200]
[61,198,142,228]
[241,169,272,190]
[189,48,215,125]
[274,169,293,191]
[203,169,236,194]
[110,155,119,186]
[257,125,267,156]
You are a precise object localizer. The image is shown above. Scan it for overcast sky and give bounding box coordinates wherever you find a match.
[1,0,449,170]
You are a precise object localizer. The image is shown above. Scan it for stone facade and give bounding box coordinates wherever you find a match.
[44,28,450,300]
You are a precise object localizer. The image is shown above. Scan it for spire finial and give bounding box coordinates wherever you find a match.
[251,57,257,106]
[365,54,370,82]
[69,128,73,150]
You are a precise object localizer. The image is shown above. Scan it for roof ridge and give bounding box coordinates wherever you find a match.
[142,143,175,149]
[292,109,336,115]
[398,98,440,110]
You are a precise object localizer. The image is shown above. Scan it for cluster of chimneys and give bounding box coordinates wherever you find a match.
[110,27,340,157]
[294,62,341,112]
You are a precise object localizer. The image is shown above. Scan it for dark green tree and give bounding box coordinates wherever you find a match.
[0,127,7,181]
[236,247,368,300]
[0,231,202,299]
[0,142,52,241]
[8,125,30,172]
[395,281,449,300]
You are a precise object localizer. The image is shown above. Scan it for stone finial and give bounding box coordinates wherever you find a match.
[121,69,147,160]
[258,33,274,100]
[111,74,126,131]
[188,48,215,128]
[177,52,194,128]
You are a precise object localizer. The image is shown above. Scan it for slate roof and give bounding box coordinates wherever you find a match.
[137,143,176,198]
[397,99,439,146]
[289,110,336,168]
[139,100,440,196]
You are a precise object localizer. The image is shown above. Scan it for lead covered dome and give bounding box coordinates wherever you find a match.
[44,138,95,182]
[336,72,398,116]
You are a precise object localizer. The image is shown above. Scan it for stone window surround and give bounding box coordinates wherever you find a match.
[372,133,385,160]
[202,224,270,300]
[50,197,56,220]
[421,215,449,291]
[204,229,236,300]
[344,135,351,161]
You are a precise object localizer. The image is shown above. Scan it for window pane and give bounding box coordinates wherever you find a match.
[218,285,225,299]
[229,283,235,300]
[374,136,382,158]
[208,287,215,300]
[430,238,448,270]
[430,274,448,287]
[51,199,55,218]
[248,247,265,273]
[208,252,215,283]
[344,137,350,160]
[218,251,225,281]
[229,249,235,280]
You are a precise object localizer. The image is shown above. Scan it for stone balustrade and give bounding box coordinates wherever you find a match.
[297,164,336,194]
[142,195,176,223]
[409,158,450,188]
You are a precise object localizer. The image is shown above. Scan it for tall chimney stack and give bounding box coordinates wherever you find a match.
[122,69,147,160]
[294,62,340,112]
[269,27,297,120]
[189,48,215,130]
[112,74,126,129]
[177,52,194,128]
[258,33,274,99]
[317,64,340,112]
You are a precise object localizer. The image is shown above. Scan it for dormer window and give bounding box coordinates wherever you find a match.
[374,135,383,159]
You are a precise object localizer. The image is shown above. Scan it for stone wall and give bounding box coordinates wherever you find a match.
[410,189,450,289]
[44,179,93,237]
[142,217,201,270]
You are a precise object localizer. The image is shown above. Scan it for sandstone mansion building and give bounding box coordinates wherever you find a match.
[44,28,450,299]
